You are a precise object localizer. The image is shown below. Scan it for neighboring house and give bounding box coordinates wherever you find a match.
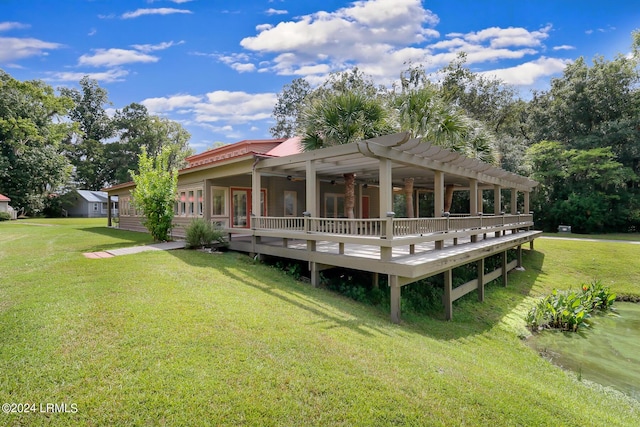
[104,133,540,323]
[0,194,17,219]
[67,190,118,218]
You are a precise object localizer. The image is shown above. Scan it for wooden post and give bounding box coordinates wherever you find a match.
[524,191,530,216]
[252,169,261,218]
[310,262,320,288]
[477,258,485,302]
[444,269,453,320]
[494,185,501,215]
[469,179,478,215]
[517,245,524,270]
[390,275,401,324]
[510,188,518,215]
[477,188,483,215]
[107,194,112,227]
[305,160,316,216]
[434,171,444,216]
[379,158,393,220]
[372,272,379,289]
[502,250,508,287]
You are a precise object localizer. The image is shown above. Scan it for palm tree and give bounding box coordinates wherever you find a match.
[300,91,390,218]
[395,87,498,216]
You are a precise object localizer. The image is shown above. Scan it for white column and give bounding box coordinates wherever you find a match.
[494,185,501,215]
[305,160,317,216]
[379,158,393,217]
[469,179,478,215]
[434,171,444,217]
[510,188,518,214]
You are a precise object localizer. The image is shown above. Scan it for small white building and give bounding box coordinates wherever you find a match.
[67,190,118,218]
[0,194,17,219]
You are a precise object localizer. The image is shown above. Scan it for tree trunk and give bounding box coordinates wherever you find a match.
[343,172,356,219]
[404,178,414,218]
[444,185,455,213]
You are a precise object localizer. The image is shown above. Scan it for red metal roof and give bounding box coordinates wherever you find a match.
[185,138,287,168]
[0,194,10,202]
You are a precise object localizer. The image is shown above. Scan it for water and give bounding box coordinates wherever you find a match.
[527,302,640,400]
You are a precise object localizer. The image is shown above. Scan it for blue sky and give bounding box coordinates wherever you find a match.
[1,0,638,153]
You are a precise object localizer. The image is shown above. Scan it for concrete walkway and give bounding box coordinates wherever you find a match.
[540,236,640,244]
[83,241,186,259]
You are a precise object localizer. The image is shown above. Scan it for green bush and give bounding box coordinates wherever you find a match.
[0,212,11,221]
[184,219,226,249]
[526,280,616,332]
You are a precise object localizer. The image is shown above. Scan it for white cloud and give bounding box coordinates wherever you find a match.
[141,94,203,114]
[461,25,551,48]
[122,8,192,19]
[142,91,277,125]
[0,21,30,32]
[46,68,130,83]
[0,37,63,62]
[131,40,184,52]
[479,57,570,86]
[256,23,273,32]
[231,63,256,72]
[79,48,159,67]
[553,45,575,51]
[265,8,288,16]
[88,28,97,36]
[227,0,564,88]
[148,0,193,3]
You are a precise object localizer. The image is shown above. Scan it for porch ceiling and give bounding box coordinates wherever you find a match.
[256,132,538,192]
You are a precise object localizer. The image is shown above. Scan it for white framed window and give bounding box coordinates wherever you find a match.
[175,185,204,217]
[284,191,297,216]
[324,193,345,218]
[211,187,228,217]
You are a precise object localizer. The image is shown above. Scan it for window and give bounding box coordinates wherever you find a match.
[324,193,345,218]
[179,191,187,216]
[284,191,296,216]
[188,190,195,215]
[197,189,203,216]
[211,187,227,216]
[93,203,99,211]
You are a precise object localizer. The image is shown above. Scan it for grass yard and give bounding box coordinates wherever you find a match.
[1,218,639,426]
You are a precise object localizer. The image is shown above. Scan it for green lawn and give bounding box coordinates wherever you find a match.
[1,218,639,426]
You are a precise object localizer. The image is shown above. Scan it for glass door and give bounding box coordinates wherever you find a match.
[232,189,249,228]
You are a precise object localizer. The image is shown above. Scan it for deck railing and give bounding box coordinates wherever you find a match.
[250,214,533,239]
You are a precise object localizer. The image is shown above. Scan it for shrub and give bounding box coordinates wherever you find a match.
[0,212,11,221]
[526,279,616,332]
[184,219,226,249]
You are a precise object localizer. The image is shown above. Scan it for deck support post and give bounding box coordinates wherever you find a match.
[389,275,401,323]
[381,246,392,261]
[107,195,112,227]
[529,240,534,250]
[501,250,508,287]
[477,258,485,302]
[372,272,379,289]
[524,191,530,219]
[310,262,320,288]
[510,188,518,214]
[339,242,345,254]
[409,244,415,254]
[516,245,524,270]
[444,269,453,320]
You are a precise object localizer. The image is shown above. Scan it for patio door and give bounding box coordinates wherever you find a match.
[231,188,266,228]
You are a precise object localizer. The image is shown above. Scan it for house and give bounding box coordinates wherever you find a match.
[66,190,118,218]
[0,194,17,219]
[104,133,541,323]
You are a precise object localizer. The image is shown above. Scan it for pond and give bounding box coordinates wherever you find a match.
[527,302,640,400]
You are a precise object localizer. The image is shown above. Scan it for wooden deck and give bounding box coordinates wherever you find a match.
[224,214,540,323]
